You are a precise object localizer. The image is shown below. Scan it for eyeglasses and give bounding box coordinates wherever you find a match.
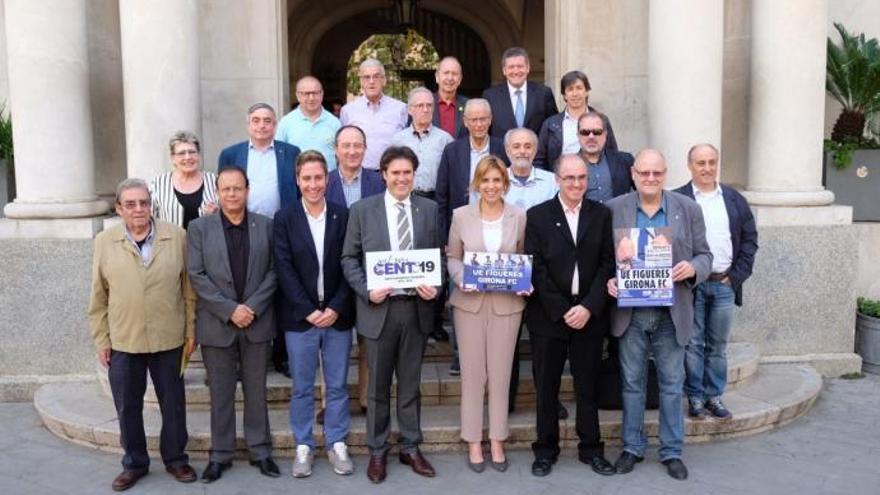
[410,103,433,110]
[578,128,604,137]
[120,200,150,210]
[296,90,323,98]
[359,74,385,82]
[172,150,199,157]
[558,174,588,183]
[633,169,666,178]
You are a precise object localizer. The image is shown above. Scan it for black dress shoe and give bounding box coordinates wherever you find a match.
[580,455,615,476]
[558,402,569,420]
[250,458,281,478]
[165,464,197,483]
[531,458,555,477]
[200,461,231,484]
[614,451,644,474]
[663,458,688,480]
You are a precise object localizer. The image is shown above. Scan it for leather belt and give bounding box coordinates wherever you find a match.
[708,272,729,282]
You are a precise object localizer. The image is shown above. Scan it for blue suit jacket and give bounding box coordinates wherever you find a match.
[217,140,301,208]
[534,106,620,170]
[673,182,758,306]
[482,81,558,138]
[273,200,354,331]
[603,150,636,198]
[435,136,508,239]
[325,168,386,209]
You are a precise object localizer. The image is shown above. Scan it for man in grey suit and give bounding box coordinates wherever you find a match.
[605,149,712,481]
[186,166,280,483]
[341,146,444,484]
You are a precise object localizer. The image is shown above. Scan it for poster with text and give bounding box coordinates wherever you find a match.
[614,227,674,307]
[365,248,442,290]
[462,251,532,292]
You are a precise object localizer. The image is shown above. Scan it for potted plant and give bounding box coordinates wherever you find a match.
[824,22,880,221]
[0,101,14,214]
[856,297,880,375]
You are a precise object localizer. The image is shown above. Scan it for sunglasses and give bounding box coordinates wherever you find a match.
[578,128,604,137]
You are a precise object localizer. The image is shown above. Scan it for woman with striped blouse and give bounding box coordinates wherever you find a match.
[150,131,219,229]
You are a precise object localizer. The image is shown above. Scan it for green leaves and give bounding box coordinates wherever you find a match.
[826,22,880,142]
[0,101,13,166]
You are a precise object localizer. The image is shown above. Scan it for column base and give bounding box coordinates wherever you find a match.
[3,198,109,219]
[749,204,852,227]
[761,353,862,378]
[0,217,108,239]
[742,189,835,207]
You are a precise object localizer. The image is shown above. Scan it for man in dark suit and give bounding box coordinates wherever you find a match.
[525,154,616,478]
[673,144,757,421]
[186,166,280,483]
[341,146,445,484]
[436,98,508,240]
[218,102,301,377]
[482,47,558,139]
[434,56,468,138]
[606,149,713,481]
[274,151,356,478]
[326,125,386,209]
[577,111,634,203]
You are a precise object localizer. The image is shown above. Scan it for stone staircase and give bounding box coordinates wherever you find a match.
[33,341,821,456]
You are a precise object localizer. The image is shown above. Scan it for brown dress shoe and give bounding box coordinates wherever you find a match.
[112,470,146,491]
[166,464,197,483]
[399,450,436,477]
[367,454,387,483]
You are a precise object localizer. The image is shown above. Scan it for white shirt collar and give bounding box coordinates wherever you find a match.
[384,190,411,208]
[507,81,526,96]
[692,182,723,198]
[559,196,582,214]
[301,197,326,220]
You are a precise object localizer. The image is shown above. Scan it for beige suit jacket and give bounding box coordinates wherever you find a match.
[447,202,527,315]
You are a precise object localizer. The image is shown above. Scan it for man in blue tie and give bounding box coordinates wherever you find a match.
[482,47,558,139]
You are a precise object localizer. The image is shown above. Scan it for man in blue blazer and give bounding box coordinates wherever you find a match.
[218,102,301,376]
[326,125,386,209]
[436,98,509,240]
[218,102,301,216]
[673,144,757,422]
[274,151,356,478]
[482,47,558,139]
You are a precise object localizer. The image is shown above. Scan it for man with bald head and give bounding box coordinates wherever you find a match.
[673,144,757,422]
[276,76,342,171]
[433,56,468,138]
[392,87,454,201]
[341,58,408,170]
[606,149,712,481]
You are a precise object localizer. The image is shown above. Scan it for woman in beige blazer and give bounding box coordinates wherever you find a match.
[447,155,528,473]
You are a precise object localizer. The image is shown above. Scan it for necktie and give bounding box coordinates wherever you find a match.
[396,202,412,250]
[514,89,524,127]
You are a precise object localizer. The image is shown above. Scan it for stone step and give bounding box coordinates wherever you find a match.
[34,361,815,457]
[96,343,761,410]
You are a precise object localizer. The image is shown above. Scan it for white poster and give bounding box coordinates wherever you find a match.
[365,248,443,290]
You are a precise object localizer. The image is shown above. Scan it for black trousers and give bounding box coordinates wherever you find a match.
[108,347,189,471]
[530,331,604,461]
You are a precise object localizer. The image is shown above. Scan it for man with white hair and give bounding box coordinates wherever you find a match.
[340,58,408,170]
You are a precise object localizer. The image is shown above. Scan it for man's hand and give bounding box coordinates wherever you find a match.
[230,304,255,328]
[203,201,218,215]
[97,347,111,369]
[305,309,324,327]
[416,284,438,301]
[369,287,393,304]
[607,277,618,298]
[314,308,339,328]
[564,304,591,330]
[671,261,696,282]
[185,337,196,358]
[516,284,534,297]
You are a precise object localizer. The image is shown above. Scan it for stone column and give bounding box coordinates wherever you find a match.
[743,0,835,209]
[119,0,201,181]
[648,0,724,188]
[2,0,108,219]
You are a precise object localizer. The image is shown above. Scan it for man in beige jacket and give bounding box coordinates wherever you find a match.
[88,178,197,492]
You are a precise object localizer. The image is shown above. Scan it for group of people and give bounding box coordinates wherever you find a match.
[87,46,758,492]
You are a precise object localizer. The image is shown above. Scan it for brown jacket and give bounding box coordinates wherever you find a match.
[88,220,196,353]
[446,202,527,315]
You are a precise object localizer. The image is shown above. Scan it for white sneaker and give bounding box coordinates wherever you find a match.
[327,441,354,475]
[292,444,314,478]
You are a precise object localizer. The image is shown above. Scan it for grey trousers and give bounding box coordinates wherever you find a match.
[365,299,427,455]
[201,334,272,462]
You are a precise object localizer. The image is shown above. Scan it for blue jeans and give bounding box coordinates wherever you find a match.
[285,327,352,448]
[685,280,735,401]
[619,308,685,461]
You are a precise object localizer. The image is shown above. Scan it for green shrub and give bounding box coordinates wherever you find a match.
[857,297,880,318]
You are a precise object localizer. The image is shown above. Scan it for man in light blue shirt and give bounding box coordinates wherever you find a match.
[504,128,558,211]
[340,59,408,170]
[276,76,341,171]
[391,87,453,198]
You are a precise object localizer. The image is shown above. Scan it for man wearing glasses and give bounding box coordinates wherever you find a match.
[340,59,408,170]
[577,111,635,203]
[276,76,342,171]
[605,150,712,481]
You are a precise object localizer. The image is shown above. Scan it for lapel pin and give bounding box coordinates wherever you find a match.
[555,222,561,227]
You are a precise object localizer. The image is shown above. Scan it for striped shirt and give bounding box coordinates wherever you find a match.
[149,171,219,228]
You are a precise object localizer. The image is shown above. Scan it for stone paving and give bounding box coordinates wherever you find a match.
[1,375,878,495]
